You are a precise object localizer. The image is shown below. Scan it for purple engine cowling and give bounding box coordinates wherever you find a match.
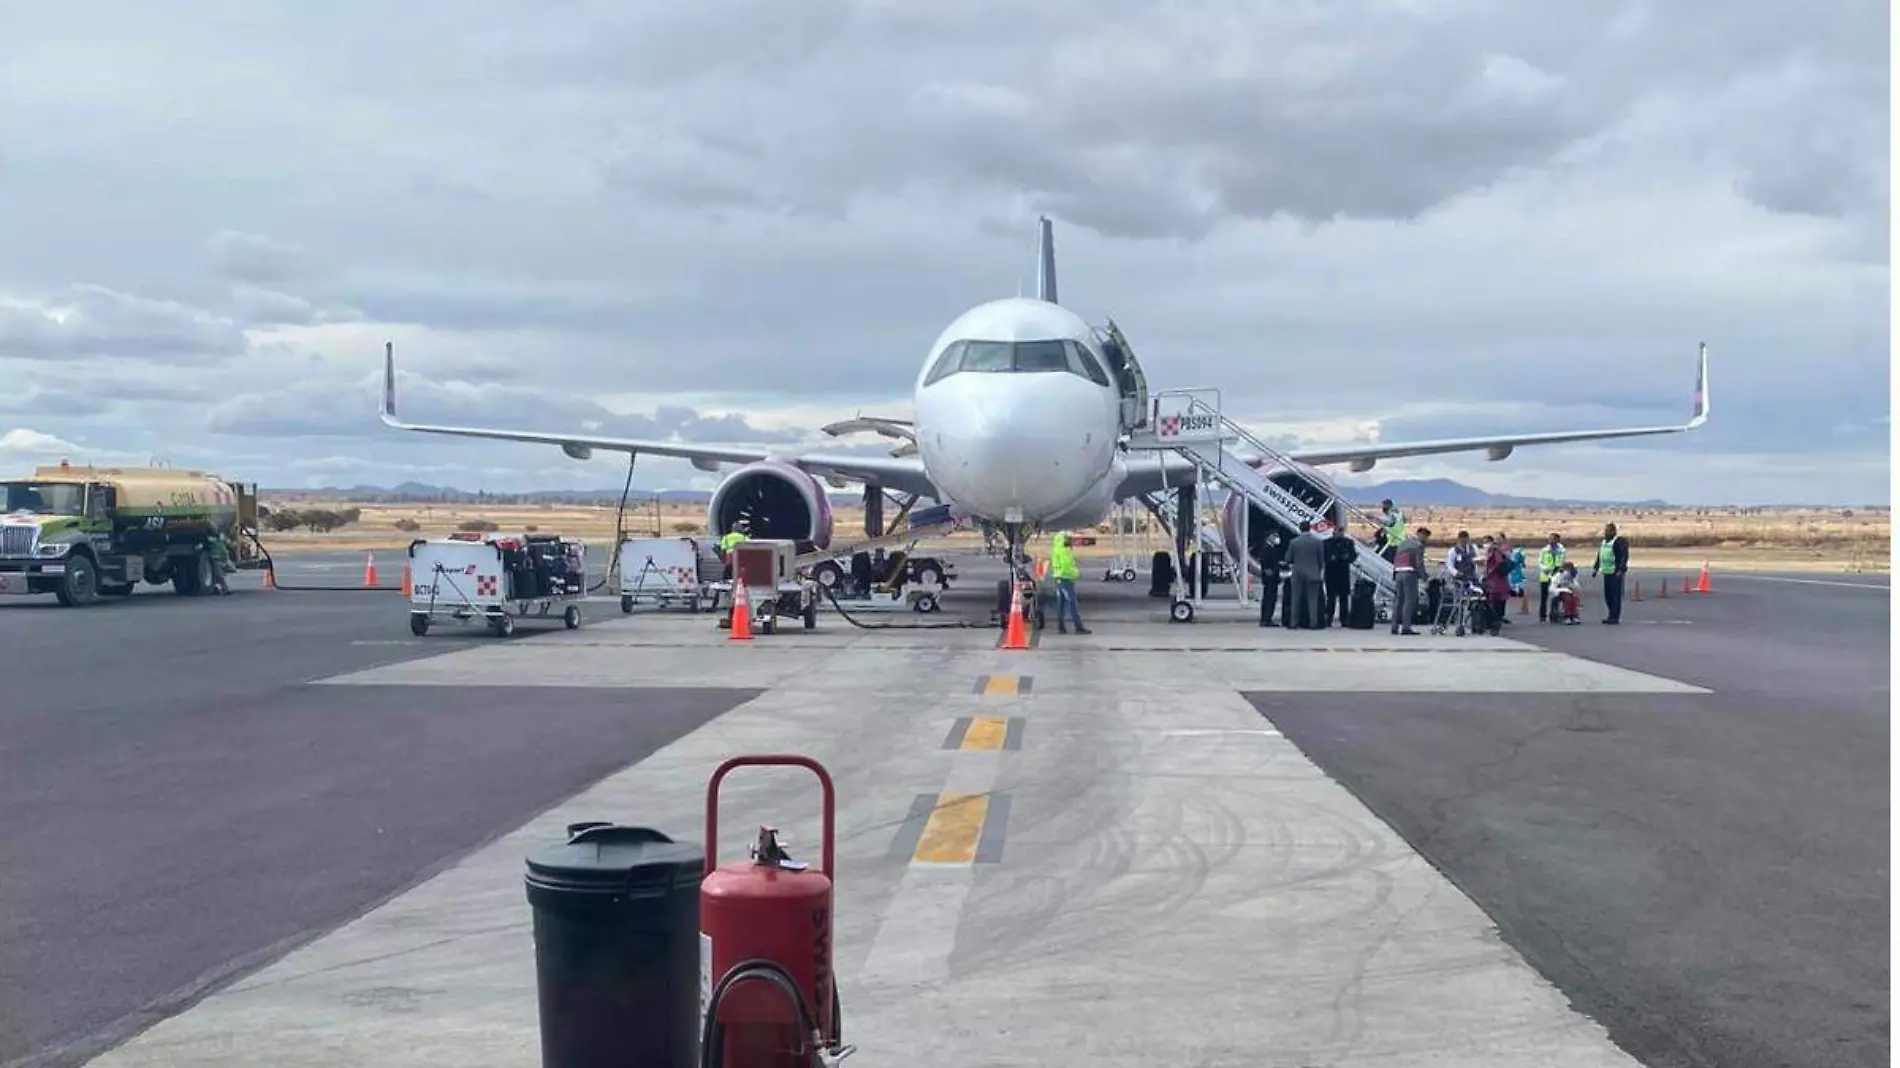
[706,460,835,553]
[1220,460,1348,572]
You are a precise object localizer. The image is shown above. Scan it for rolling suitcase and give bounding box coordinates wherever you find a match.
[1347,579,1376,629]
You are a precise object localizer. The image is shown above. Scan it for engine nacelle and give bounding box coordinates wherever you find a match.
[706,461,835,554]
[1221,460,1348,570]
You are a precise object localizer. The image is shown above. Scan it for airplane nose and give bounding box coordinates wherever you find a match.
[940,423,1093,519]
[919,370,1108,522]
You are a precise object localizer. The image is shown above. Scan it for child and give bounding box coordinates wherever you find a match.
[1508,540,1528,614]
[1549,562,1582,624]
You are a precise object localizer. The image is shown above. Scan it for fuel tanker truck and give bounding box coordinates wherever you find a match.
[0,460,262,606]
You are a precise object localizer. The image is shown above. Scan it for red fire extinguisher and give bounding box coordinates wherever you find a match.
[699,754,848,1068]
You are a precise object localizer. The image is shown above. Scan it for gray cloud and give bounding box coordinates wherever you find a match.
[0,1,1885,503]
[203,369,810,447]
[0,388,113,418]
[206,231,313,285]
[0,284,247,364]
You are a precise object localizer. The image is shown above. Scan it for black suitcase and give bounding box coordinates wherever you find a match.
[1347,579,1376,629]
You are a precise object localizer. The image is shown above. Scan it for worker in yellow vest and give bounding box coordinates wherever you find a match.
[719,519,751,580]
[1590,522,1630,624]
[1049,530,1090,634]
[1536,533,1567,622]
[1376,499,1406,561]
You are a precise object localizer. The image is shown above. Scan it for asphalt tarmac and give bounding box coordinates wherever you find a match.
[3,549,1887,1068]
[1249,571,1890,1068]
[0,579,752,1068]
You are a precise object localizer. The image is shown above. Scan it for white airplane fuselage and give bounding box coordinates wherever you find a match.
[911,297,1126,532]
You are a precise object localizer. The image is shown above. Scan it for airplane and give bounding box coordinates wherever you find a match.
[378,215,1710,579]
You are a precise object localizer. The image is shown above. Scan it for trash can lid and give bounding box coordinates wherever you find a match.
[524,823,703,896]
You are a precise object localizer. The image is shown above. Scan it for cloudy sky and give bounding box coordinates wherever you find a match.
[0,1,1888,505]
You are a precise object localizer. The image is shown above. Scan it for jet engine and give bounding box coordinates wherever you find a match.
[1221,460,1348,570]
[706,460,835,554]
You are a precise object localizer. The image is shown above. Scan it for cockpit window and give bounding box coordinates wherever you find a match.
[960,340,1014,372]
[1013,340,1070,372]
[923,338,1113,387]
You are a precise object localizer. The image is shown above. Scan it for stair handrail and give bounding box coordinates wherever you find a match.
[1155,389,1394,538]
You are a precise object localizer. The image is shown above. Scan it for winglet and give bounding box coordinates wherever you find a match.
[380,341,404,428]
[1036,215,1057,304]
[1688,342,1710,428]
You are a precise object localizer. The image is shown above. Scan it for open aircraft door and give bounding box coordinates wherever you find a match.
[1099,318,1150,432]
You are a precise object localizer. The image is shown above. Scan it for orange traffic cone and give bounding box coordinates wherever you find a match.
[363,551,378,588]
[1657,578,1668,598]
[728,579,753,640]
[264,565,277,590]
[400,564,411,596]
[1632,580,1643,602]
[1002,580,1030,650]
[1694,562,1712,594]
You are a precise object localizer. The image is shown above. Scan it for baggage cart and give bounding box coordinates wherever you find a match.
[407,533,587,638]
[617,536,718,613]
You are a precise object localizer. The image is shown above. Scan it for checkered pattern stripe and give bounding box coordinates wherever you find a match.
[1157,414,1181,436]
[476,575,498,597]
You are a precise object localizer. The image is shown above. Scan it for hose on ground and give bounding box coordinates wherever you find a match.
[814,577,993,630]
[699,958,839,1068]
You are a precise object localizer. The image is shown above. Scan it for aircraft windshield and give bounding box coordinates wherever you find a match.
[2,482,84,515]
[924,339,1111,387]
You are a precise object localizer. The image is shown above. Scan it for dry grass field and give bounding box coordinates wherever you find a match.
[258,497,1890,575]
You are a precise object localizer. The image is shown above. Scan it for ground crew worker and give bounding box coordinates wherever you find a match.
[1591,522,1630,624]
[1375,499,1406,561]
[1537,533,1567,622]
[1049,530,1089,634]
[206,530,231,595]
[719,518,751,580]
[1389,526,1429,635]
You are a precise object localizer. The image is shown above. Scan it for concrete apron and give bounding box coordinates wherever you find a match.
[89,612,1700,1067]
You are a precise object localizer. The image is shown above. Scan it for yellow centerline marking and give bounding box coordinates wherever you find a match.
[914,793,989,863]
[960,716,1010,751]
[981,674,1021,695]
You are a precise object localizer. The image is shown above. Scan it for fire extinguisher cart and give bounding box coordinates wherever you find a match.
[699,754,851,1067]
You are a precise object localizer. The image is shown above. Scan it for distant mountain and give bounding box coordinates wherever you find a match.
[1338,478,1672,509]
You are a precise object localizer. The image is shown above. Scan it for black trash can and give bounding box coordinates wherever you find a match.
[525,822,704,1068]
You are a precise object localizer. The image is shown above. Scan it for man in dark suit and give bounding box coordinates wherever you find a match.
[1256,531,1286,627]
[1321,524,1357,626]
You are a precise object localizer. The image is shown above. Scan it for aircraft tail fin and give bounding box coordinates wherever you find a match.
[1036,215,1057,303]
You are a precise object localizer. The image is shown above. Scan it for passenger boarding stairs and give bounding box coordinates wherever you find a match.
[1126,388,1399,614]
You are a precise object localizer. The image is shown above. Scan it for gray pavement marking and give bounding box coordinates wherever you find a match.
[888,794,940,860]
[973,791,1012,864]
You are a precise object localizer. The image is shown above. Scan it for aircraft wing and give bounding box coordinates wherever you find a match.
[377,344,941,499]
[1116,343,1710,498]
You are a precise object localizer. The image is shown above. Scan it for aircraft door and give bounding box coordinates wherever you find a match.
[1101,318,1150,431]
